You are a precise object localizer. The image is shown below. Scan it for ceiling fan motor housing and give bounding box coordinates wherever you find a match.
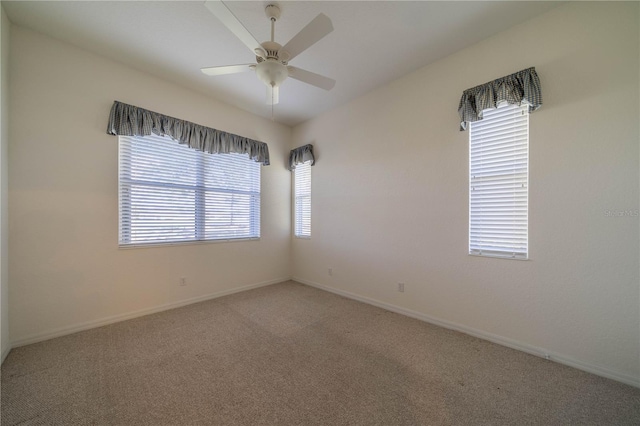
[257,41,288,63]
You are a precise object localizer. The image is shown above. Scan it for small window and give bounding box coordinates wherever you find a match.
[119,134,260,246]
[294,161,311,237]
[469,102,528,259]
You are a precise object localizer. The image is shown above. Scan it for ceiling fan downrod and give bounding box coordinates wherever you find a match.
[265,4,280,42]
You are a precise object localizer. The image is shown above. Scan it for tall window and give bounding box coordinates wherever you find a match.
[119,134,260,246]
[469,102,528,259]
[294,161,311,237]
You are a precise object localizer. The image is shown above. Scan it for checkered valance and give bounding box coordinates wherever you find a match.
[106,101,270,165]
[458,67,542,131]
[289,144,315,171]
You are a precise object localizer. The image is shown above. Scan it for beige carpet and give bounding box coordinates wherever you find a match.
[2,281,639,425]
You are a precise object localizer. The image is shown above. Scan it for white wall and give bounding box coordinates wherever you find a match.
[1,5,10,363]
[292,2,640,385]
[9,26,292,345]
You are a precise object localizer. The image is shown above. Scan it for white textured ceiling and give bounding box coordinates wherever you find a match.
[3,1,561,126]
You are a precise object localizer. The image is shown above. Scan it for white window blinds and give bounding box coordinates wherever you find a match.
[294,161,311,237]
[469,102,528,259]
[119,134,260,246]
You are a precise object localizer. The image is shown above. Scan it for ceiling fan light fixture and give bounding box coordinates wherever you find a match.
[256,59,288,88]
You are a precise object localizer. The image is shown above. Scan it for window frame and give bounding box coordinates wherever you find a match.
[468,102,529,260]
[118,134,261,248]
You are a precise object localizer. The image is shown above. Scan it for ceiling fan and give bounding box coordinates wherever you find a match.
[201,1,336,105]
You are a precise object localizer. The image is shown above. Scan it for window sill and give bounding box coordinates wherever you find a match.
[468,253,529,261]
[119,237,260,250]
[294,235,311,240]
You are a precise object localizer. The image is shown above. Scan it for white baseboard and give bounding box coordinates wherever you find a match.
[11,277,290,348]
[293,276,640,389]
[1,344,11,364]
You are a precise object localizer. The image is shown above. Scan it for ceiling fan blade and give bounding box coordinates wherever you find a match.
[281,13,333,61]
[288,67,335,91]
[204,0,263,54]
[201,64,254,76]
[266,85,280,105]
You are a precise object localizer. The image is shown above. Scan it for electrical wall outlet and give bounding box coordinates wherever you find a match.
[328,267,333,276]
[179,277,187,286]
[397,282,405,292]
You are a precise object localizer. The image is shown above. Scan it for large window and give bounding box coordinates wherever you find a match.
[469,102,528,259]
[119,134,260,246]
[294,161,311,237]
